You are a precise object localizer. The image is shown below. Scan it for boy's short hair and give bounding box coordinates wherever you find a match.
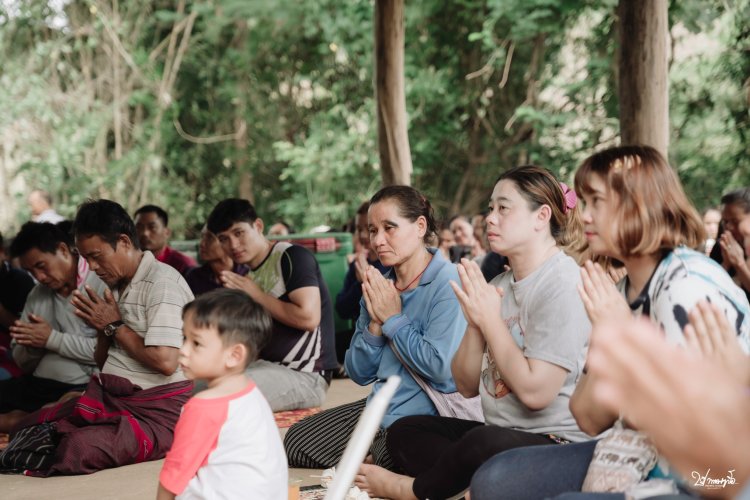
[182,289,271,367]
[206,198,259,234]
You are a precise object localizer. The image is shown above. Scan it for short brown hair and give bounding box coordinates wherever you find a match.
[182,289,271,368]
[574,145,704,258]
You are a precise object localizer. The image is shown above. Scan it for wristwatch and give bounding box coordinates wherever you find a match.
[103,320,125,337]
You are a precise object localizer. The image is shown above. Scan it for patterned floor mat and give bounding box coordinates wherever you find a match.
[274,408,321,429]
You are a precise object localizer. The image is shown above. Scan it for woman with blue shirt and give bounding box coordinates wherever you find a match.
[355,165,591,500]
[284,185,467,470]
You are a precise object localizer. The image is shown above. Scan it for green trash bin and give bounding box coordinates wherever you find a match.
[269,232,353,335]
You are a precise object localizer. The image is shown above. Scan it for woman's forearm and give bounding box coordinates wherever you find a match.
[451,326,484,397]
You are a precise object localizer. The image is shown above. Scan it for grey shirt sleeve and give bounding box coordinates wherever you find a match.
[11,285,48,373]
[11,342,45,373]
[45,329,97,365]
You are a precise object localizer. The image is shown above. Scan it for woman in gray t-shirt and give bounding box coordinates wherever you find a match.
[354,165,591,500]
[470,145,750,500]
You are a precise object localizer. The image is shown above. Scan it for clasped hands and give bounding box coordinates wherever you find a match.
[577,260,631,325]
[362,267,401,333]
[10,313,53,348]
[219,270,263,298]
[449,258,503,334]
[71,285,122,332]
[719,231,748,271]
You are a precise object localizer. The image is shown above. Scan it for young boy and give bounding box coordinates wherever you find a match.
[157,289,288,499]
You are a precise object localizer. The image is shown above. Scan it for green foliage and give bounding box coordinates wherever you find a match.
[0,0,747,236]
[670,0,750,210]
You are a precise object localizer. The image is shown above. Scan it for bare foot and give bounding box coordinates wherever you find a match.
[354,463,418,500]
[363,454,374,464]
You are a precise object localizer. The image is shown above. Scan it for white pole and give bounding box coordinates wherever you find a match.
[323,375,401,500]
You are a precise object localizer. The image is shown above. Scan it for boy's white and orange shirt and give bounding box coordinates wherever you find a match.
[160,381,288,499]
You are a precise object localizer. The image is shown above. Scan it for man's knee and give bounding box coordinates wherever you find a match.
[271,373,327,411]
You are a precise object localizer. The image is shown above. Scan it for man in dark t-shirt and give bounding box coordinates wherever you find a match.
[207,199,336,411]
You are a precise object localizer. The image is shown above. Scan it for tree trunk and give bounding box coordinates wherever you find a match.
[374,0,412,186]
[0,136,18,231]
[617,0,669,156]
[233,21,252,203]
[237,116,253,203]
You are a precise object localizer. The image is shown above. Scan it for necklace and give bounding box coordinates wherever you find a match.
[394,255,432,292]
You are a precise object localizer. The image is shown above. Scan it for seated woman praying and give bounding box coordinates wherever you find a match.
[284,185,470,470]
[470,145,750,500]
[355,165,592,499]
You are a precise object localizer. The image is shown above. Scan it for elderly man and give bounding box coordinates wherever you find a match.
[4,200,194,477]
[0,222,104,432]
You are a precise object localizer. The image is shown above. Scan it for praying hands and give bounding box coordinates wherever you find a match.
[219,270,263,298]
[9,313,52,348]
[71,285,122,332]
[719,231,747,270]
[450,258,503,334]
[577,260,631,325]
[683,300,750,385]
[362,266,401,332]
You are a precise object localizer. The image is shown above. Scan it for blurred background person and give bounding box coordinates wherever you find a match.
[701,207,721,256]
[713,188,750,299]
[335,202,389,369]
[268,221,293,237]
[134,205,197,276]
[437,222,455,261]
[471,211,489,253]
[448,214,486,263]
[28,189,64,224]
[0,231,35,381]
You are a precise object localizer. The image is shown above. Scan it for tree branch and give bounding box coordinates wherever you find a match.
[498,42,514,88]
[172,119,247,144]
